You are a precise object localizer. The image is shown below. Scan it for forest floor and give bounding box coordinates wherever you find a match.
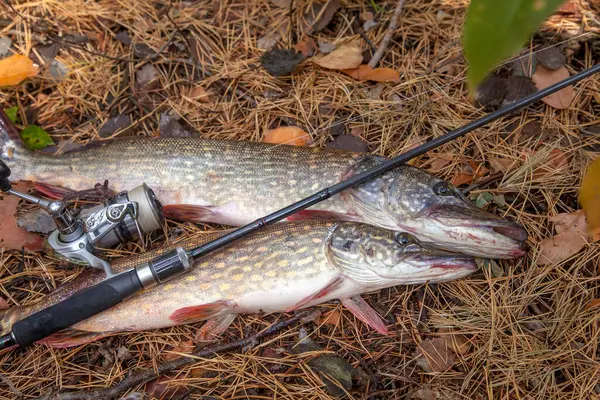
[0,0,599,399]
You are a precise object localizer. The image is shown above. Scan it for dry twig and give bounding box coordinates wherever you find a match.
[368,0,406,68]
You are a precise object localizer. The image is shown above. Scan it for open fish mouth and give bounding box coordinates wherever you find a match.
[408,204,529,258]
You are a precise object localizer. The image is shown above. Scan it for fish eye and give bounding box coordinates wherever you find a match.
[395,232,413,246]
[433,181,452,196]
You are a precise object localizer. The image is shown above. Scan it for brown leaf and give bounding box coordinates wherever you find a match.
[538,210,589,265]
[341,65,400,82]
[145,374,188,399]
[304,0,341,33]
[438,328,472,356]
[429,153,455,172]
[451,159,487,186]
[327,134,368,152]
[188,86,211,102]
[488,157,514,172]
[532,65,574,109]
[312,41,363,70]
[535,47,566,70]
[0,181,43,252]
[0,297,9,310]
[586,299,600,310]
[295,36,317,57]
[579,158,600,241]
[319,309,341,326]
[531,149,568,179]
[0,54,39,87]
[414,338,455,372]
[451,172,475,186]
[263,126,311,146]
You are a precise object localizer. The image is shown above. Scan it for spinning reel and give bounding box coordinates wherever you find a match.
[0,160,164,277]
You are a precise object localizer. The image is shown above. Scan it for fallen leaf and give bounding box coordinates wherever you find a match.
[295,36,317,57]
[260,48,304,76]
[48,60,68,80]
[145,374,188,399]
[537,210,589,265]
[579,158,600,240]
[414,338,455,372]
[165,340,195,361]
[318,42,336,54]
[188,86,211,102]
[535,47,566,70]
[263,126,311,146]
[312,41,363,70]
[511,55,537,78]
[0,181,44,252]
[531,149,568,179]
[303,0,341,33]
[503,75,537,107]
[451,172,475,186]
[4,106,19,124]
[20,125,54,150]
[476,258,504,278]
[341,65,400,82]
[32,43,60,63]
[0,297,9,310]
[532,65,574,109]
[135,64,157,88]
[0,54,39,87]
[488,157,514,172]
[585,299,600,310]
[319,309,341,326]
[475,74,507,108]
[257,33,278,50]
[18,209,56,233]
[451,159,487,186]
[98,115,132,138]
[159,112,194,138]
[429,153,455,172]
[326,134,368,152]
[438,328,472,355]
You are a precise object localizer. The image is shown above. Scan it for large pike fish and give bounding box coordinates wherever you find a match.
[0,112,526,258]
[0,221,476,347]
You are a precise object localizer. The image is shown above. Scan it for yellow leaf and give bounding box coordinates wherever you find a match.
[312,41,363,70]
[263,126,311,146]
[341,65,400,82]
[0,54,39,87]
[579,157,600,241]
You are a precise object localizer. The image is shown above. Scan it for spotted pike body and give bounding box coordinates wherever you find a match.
[0,114,527,258]
[0,221,476,346]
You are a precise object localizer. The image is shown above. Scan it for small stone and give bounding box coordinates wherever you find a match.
[0,37,12,59]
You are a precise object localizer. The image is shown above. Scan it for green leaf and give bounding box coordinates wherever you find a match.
[4,106,19,124]
[20,125,54,150]
[463,0,564,91]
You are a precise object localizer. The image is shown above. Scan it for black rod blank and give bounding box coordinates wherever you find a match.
[190,63,600,258]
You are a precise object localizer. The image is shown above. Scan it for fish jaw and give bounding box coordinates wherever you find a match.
[396,204,528,259]
[379,252,477,284]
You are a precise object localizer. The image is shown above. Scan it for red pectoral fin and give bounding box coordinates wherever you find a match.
[39,328,110,348]
[169,300,233,324]
[196,314,236,340]
[285,276,344,312]
[33,182,74,199]
[163,204,216,222]
[286,210,357,222]
[341,296,389,335]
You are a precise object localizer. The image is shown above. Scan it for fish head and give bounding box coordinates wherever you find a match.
[326,223,477,286]
[343,158,527,259]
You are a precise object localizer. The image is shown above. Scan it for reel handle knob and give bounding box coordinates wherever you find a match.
[0,160,11,192]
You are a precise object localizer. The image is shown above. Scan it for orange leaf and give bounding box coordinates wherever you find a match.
[312,41,363,70]
[294,36,317,57]
[451,172,475,186]
[319,309,341,326]
[263,126,311,146]
[0,54,39,87]
[579,157,600,240]
[429,153,455,172]
[188,86,211,102]
[165,340,195,361]
[341,65,400,82]
[585,299,600,310]
[532,65,574,109]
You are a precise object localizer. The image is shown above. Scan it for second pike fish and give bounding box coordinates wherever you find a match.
[0,113,527,258]
[0,221,476,347]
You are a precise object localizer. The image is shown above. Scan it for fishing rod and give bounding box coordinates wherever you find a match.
[0,63,598,351]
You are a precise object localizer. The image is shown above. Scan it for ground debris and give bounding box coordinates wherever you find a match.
[260,48,304,76]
